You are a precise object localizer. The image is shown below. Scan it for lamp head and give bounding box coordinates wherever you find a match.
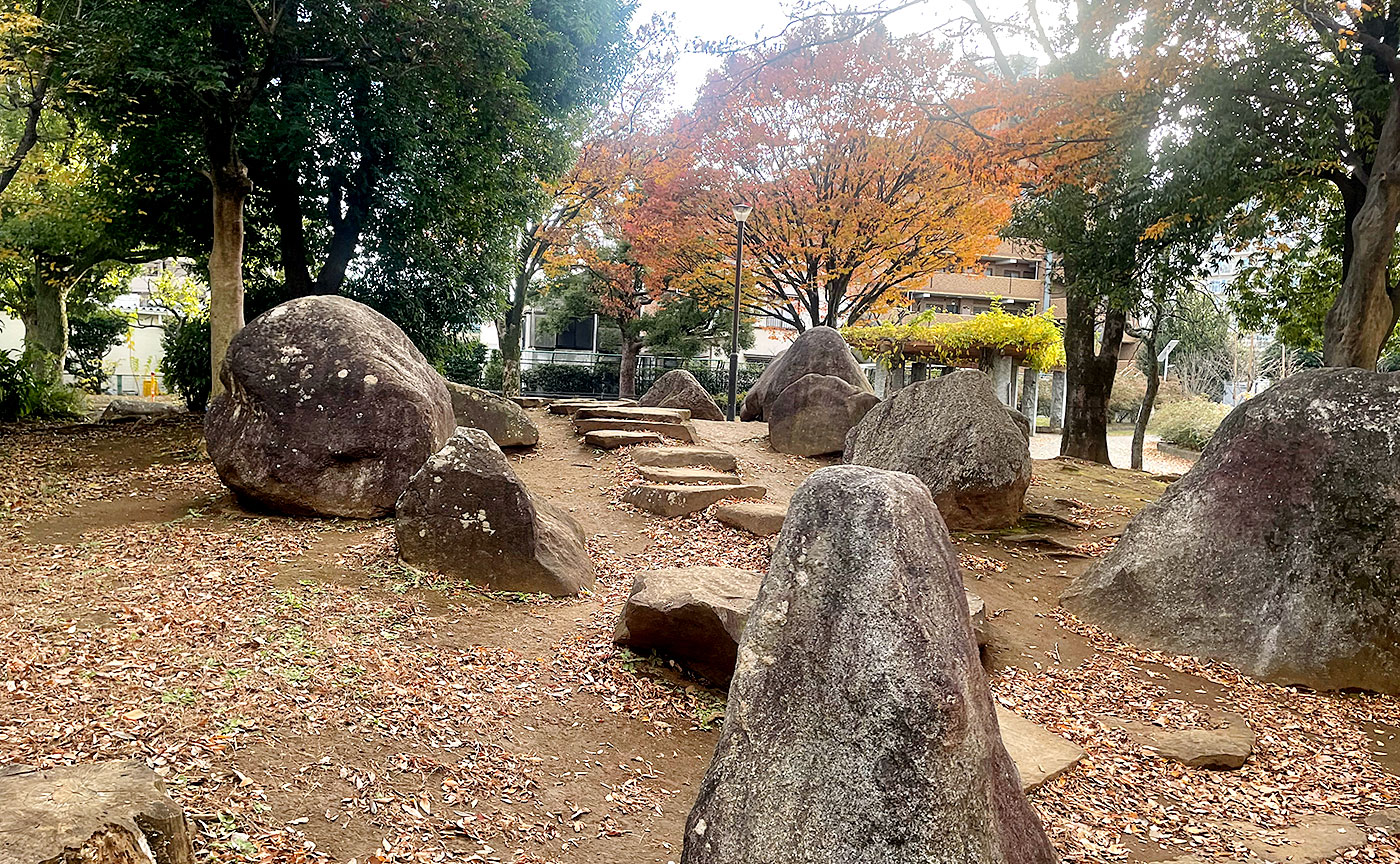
[732,203,753,223]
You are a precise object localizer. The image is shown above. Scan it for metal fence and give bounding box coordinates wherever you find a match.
[516,351,771,399]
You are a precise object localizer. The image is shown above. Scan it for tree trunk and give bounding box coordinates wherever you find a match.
[26,255,69,385]
[1131,331,1160,472]
[208,153,251,398]
[500,272,528,397]
[618,334,642,399]
[1324,87,1400,368]
[1060,283,1124,465]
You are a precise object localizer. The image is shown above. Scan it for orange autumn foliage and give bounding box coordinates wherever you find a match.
[646,22,1020,331]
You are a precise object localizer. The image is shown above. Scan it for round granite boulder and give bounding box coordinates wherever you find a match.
[205,296,454,518]
[843,369,1031,529]
[768,373,880,456]
[1063,368,1400,692]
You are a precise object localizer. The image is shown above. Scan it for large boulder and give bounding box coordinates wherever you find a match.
[681,465,1055,864]
[445,380,538,447]
[1063,368,1400,692]
[639,369,724,421]
[613,566,762,687]
[205,296,454,518]
[768,373,880,456]
[396,427,593,596]
[739,326,871,421]
[844,369,1031,530]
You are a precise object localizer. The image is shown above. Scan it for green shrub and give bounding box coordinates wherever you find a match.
[0,350,87,422]
[482,351,504,391]
[523,361,619,396]
[436,338,488,385]
[66,308,131,393]
[160,317,212,411]
[1150,400,1232,451]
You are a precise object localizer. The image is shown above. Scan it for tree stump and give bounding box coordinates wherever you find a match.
[0,761,194,864]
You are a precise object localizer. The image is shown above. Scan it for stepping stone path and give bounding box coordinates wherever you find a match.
[573,417,697,443]
[574,405,691,423]
[548,398,636,416]
[624,483,767,517]
[1,760,196,864]
[632,446,738,472]
[713,500,788,536]
[636,465,740,485]
[996,708,1086,792]
[1103,712,1256,769]
[584,429,663,450]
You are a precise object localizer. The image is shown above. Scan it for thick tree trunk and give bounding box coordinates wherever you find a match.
[267,160,315,298]
[208,155,251,398]
[1324,88,1400,368]
[26,256,69,384]
[618,335,642,399]
[1061,284,1124,465]
[500,273,528,397]
[1131,332,1160,472]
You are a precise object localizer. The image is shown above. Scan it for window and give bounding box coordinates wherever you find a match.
[533,315,595,350]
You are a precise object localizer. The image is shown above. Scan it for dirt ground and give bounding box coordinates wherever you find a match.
[1,412,1397,864]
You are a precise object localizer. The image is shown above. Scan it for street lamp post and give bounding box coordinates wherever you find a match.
[727,203,752,421]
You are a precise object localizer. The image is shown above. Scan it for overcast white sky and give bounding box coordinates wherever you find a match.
[631,0,1038,107]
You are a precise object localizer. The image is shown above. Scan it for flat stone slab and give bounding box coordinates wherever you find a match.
[548,399,636,416]
[995,708,1085,792]
[623,483,766,517]
[584,429,663,450]
[510,396,549,409]
[713,500,788,536]
[1103,712,1255,769]
[574,405,691,423]
[631,446,738,472]
[1,760,195,864]
[636,465,739,485]
[1231,814,1366,863]
[613,565,762,688]
[573,418,695,443]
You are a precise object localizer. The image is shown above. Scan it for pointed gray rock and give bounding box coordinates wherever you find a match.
[396,428,593,595]
[681,465,1056,864]
[639,369,725,421]
[739,326,871,421]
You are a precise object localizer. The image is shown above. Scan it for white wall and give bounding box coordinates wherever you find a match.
[0,309,168,389]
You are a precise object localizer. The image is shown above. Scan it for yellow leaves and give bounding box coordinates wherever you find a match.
[844,307,1066,371]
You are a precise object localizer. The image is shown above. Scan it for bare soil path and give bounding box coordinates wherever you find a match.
[0,412,1396,864]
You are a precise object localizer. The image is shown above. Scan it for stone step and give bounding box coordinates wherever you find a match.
[510,396,549,409]
[713,500,787,536]
[623,482,766,517]
[574,405,691,423]
[584,429,663,450]
[548,399,636,416]
[637,465,739,485]
[995,708,1084,792]
[573,418,695,443]
[632,446,738,472]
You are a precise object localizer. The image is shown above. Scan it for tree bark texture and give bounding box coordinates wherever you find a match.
[500,272,528,397]
[26,255,70,384]
[1325,88,1400,368]
[208,155,251,398]
[1061,282,1125,465]
[1131,331,1160,472]
[618,335,642,399]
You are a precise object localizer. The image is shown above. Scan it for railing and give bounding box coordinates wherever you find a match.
[517,351,771,399]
